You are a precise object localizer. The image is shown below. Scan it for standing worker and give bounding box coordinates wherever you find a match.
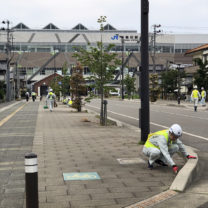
[143,124,197,173]
[31,91,36,102]
[25,91,29,102]
[46,89,56,112]
[191,86,201,112]
[201,87,206,107]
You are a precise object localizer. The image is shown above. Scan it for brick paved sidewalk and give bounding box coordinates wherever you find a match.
[30,101,185,208]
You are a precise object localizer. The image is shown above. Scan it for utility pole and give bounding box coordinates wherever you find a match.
[2,20,12,102]
[151,24,161,73]
[177,64,181,104]
[120,36,125,100]
[140,0,150,143]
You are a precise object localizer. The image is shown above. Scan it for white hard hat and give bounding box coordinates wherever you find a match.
[193,85,197,89]
[201,87,204,90]
[169,124,182,138]
[49,89,53,92]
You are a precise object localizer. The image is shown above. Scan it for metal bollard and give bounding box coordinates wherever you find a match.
[25,153,39,208]
[103,100,108,126]
[177,96,181,105]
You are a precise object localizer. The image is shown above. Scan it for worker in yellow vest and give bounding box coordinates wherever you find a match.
[191,86,201,112]
[201,87,206,107]
[143,124,197,173]
[46,89,56,112]
[31,91,36,102]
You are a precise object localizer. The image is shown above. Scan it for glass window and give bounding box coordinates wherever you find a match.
[21,46,27,51]
[126,45,139,52]
[37,48,50,52]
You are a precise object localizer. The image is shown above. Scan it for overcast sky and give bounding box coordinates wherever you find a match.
[1,0,208,34]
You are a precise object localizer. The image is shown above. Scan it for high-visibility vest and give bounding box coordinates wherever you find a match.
[49,92,54,100]
[201,90,206,98]
[32,92,36,96]
[192,90,199,98]
[144,129,170,149]
[68,100,72,105]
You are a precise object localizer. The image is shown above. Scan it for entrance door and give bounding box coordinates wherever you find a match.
[40,85,48,95]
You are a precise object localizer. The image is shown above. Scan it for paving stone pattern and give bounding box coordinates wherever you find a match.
[31,101,185,208]
[0,101,39,208]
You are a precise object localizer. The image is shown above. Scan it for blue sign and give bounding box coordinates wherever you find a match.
[63,172,101,181]
[111,34,119,40]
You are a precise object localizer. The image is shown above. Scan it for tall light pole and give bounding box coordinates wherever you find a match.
[120,36,125,100]
[152,24,161,73]
[177,64,181,104]
[97,16,106,125]
[2,20,12,102]
[140,0,150,143]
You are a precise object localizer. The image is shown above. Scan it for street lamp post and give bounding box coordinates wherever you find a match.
[2,20,12,102]
[120,36,125,100]
[97,16,106,125]
[177,64,181,104]
[152,24,161,73]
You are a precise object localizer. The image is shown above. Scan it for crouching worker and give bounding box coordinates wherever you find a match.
[143,124,196,173]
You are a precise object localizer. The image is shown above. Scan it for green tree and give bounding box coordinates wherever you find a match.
[160,69,186,99]
[124,74,135,99]
[70,63,86,112]
[193,58,208,90]
[61,62,70,97]
[49,75,62,100]
[49,62,70,99]
[73,16,120,125]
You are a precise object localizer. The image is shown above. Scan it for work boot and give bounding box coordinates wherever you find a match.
[155,159,168,166]
[194,106,197,112]
[148,160,153,169]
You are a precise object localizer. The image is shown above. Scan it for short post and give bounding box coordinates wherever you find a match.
[103,100,108,126]
[177,96,181,105]
[25,153,39,208]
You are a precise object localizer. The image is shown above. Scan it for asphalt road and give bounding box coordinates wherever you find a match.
[85,99,208,151]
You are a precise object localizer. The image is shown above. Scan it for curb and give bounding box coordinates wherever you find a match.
[170,145,199,192]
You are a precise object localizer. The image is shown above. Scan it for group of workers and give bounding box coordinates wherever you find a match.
[25,89,56,112]
[191,86,206,111]
[25,91,37,102]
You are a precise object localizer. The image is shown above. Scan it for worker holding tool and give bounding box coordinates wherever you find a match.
[143,124,197,174]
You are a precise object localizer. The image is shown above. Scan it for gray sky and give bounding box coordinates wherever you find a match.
[1,0,208,34]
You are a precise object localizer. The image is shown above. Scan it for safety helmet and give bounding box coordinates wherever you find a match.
[169,124,182,138]
[49,89,53,92]
[193,85,197,89]
[201,87,204,90]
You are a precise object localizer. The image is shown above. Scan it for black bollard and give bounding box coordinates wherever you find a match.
[177,96,181,105]
[25,153,39,208]
[103,100,108,126]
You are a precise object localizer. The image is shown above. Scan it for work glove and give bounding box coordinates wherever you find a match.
[187,155,197,159]
[172,165,178,174]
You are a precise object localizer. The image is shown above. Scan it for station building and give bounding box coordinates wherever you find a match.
[0,22,208,95]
